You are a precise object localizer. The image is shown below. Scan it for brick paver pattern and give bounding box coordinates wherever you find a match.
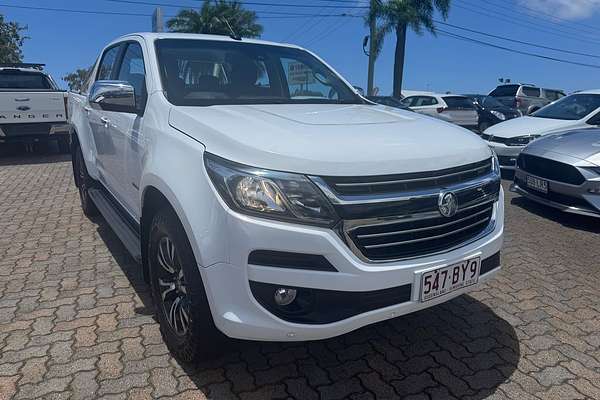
[1,153,600,400]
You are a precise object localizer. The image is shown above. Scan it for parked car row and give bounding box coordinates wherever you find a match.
[482,90,600,169]
[366,86,600,220]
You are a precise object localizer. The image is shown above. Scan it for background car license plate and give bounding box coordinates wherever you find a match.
[421,258,481,302]
[526,175,548,194]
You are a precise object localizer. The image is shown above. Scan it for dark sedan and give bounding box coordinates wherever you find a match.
[464,94,521,132]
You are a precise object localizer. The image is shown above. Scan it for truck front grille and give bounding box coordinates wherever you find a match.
[347,202,494,261]
[310,157,499,262]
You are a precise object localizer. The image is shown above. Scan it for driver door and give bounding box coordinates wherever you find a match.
[89,43,125,198]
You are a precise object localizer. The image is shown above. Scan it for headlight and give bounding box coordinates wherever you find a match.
[504,134,541,146]
[490,110,506,121]
[585,166,600,175]
[491,153,500,175]
[204,153,339,227]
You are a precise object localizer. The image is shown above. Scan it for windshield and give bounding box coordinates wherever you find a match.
[532,94,600,121]
[0,71,53,90]
[489,85,519,97]
[155,39,362,106]
[481,96,504,108]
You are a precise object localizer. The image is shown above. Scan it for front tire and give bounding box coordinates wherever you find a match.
[74,145,99,218]
[148,208,224,363]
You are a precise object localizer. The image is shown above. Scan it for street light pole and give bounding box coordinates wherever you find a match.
[366,0,378,96]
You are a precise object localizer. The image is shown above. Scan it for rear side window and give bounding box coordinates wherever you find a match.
[413,96,438,106]
[0,71,52,90]
[443,96,474,109]
[489,85,519,97]
[521,86,541,97]
[97,45,122,81]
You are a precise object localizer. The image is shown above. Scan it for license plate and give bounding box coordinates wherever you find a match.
[420,258,481,302]
[526,175,548,194]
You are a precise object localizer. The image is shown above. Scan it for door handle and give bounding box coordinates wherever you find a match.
[100,117,110,126]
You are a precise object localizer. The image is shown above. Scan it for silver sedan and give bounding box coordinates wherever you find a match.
[511,128,600,217]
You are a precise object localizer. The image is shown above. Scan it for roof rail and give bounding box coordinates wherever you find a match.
[0,63,45,70]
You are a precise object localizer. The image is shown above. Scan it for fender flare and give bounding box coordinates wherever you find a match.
[140,174,204,268]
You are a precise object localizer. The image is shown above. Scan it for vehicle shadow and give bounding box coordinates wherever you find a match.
[0,142,70,166]
[510,196,600,234]
[95,216,519,399]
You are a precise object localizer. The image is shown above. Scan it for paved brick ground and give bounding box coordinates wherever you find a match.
[1,149,600,399]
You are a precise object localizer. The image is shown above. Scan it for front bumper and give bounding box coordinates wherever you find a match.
[486,142,524,170]
[199,188,505,341]
[512,168,600,218]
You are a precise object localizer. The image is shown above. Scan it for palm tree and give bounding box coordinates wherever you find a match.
[377,0,451,97]
[167,0,263,38]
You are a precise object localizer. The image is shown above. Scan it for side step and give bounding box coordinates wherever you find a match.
[88,188,142,262]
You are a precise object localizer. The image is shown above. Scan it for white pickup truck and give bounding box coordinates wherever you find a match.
[69,32,504,362]
[0,64,70,152]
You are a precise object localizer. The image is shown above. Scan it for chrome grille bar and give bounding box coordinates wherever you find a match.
[355,207,492,239]
[363,217,491,249]
[334,163,491,188]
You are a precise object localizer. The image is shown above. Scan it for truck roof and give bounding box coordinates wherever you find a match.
[114,32,304,50]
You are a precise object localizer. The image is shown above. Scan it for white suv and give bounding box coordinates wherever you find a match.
[401,93,479,130]
[69,33,504,362]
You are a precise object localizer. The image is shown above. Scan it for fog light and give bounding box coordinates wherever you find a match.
[274,288,297,306]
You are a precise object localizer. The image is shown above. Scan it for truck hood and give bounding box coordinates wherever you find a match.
[169,104,492,176]
[484,116,581,138]
[526,129,600,164]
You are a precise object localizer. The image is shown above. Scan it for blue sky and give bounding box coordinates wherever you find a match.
[4,0,600,94]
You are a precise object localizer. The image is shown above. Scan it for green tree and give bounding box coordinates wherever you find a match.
[377,0,451,97]
[0,14,28,63]
[63,67,92,92]
[167,0,263,38]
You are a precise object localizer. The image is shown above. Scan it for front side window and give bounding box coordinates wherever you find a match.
[97,45,122,81]
[155,39,362,106]
[116,42,147,111]
[532,94,600,121]
[400,97,415,107]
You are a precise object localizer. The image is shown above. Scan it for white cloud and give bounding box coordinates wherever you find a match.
[518,0,600,20]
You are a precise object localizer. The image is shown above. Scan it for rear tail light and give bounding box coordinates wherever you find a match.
[437,107,447,113]
[63,95,69,120]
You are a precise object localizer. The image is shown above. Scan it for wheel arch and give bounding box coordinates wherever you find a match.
[140,179,202,282]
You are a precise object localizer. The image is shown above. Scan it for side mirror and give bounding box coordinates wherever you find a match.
[89,81,137,113]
